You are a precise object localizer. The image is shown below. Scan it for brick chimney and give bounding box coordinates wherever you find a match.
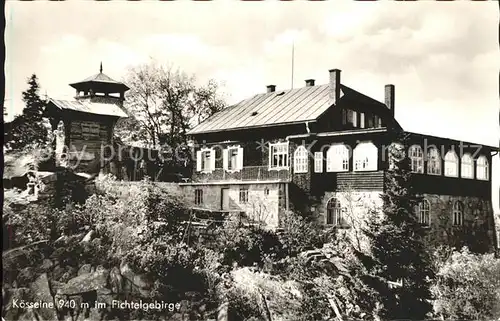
[305,79,315,87]
[329,69,341,105]
[385,84,395,116]
[266,85,276,93]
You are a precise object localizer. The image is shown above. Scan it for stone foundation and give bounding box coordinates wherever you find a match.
[180,183,285,228]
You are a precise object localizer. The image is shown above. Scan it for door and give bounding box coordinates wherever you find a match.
[221,188,230,210]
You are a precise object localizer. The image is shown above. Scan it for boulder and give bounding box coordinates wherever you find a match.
[80,230,95,243]
[52,265,66,281]
[16,267,37,287]
[77,264,92,276]
[109,267,123,293]
[58,269,110,296]
[40,258,54,271]
[119,260,152,295]
[3,287,30,321]
[29,273,58,320]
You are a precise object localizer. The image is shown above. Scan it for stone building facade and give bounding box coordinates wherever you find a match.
[182,68,498,253]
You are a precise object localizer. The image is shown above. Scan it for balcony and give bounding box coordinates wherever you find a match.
[191,166,291,183]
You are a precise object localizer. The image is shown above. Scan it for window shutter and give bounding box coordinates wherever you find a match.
[196,150,202,172]
[237,147,244,170]
[223,149,228,170]
[210,149,216,171]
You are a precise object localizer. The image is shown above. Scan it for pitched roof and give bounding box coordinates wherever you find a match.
[188,84,388,135]
[81,72,121,84]
[69,72,130,91]
[48,99,128,118]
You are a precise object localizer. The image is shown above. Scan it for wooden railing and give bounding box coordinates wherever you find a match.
[191,166,291,183]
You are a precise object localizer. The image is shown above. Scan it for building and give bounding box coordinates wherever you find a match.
[44,63,130,173]
[182,68,498,252]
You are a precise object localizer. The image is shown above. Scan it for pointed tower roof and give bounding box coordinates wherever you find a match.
[69,63,130,93]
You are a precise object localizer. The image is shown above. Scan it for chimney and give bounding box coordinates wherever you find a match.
[305,79,315,87]
[266,85,276,93]
[385,84,395,115]
[329,69,341,105]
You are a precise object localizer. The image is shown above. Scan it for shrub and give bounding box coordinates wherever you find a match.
[278,210,325,257]
[431,247,500,320]
[214,220,284,268]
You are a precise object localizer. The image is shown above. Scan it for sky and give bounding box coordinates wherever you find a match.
[4,1,499,211]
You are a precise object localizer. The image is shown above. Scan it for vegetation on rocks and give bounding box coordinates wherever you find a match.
[3,172,500,320]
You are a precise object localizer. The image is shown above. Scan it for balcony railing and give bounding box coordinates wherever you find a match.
[192,166,291,183]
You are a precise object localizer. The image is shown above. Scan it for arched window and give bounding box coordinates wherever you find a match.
[326,198,345,226]
[453,201,464,226]
[418,199,430,226]
[427,147,442,175]
[326,144,349,172]
[294,145,308,173]
[409,145,424,173]
[353,142,378,171]
[476,156,489,180]
[444,150,458,177]
[461,153,473,179]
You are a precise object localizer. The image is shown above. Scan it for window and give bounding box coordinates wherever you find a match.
[239,188,249,203]
[476,155,489,180]
[294,146,308,173]
[461,153,473,179]
[326,198,346,226]
[418,199,431,226]
[223,146,243,171]
[353,142,378,171]
[194,189,203,205]
[326,144,350,172]
[444,150,458,177]
[342,110,356,127]
[427,147,442,175]
[81,121,100,140]
[269,142,289,169]
[264,188,270,196]
[352,111,358,127]
[453,201,464,226]
[360,113,365,128]
[314,152,323,173]
[196,148,215,172]
[366,114,374,128]
[409,145,424,173]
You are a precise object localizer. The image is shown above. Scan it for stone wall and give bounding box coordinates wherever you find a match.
[308,190,496,253]
[422,194,496,253]
[315,190,384,252]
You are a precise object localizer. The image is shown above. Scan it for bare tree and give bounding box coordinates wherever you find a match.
[337,183,382,253]
[115,61,226,149]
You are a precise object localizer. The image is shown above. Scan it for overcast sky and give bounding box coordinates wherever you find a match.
[4,0,500,210]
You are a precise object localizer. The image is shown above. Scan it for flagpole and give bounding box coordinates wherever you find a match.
[291,42,295,89]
